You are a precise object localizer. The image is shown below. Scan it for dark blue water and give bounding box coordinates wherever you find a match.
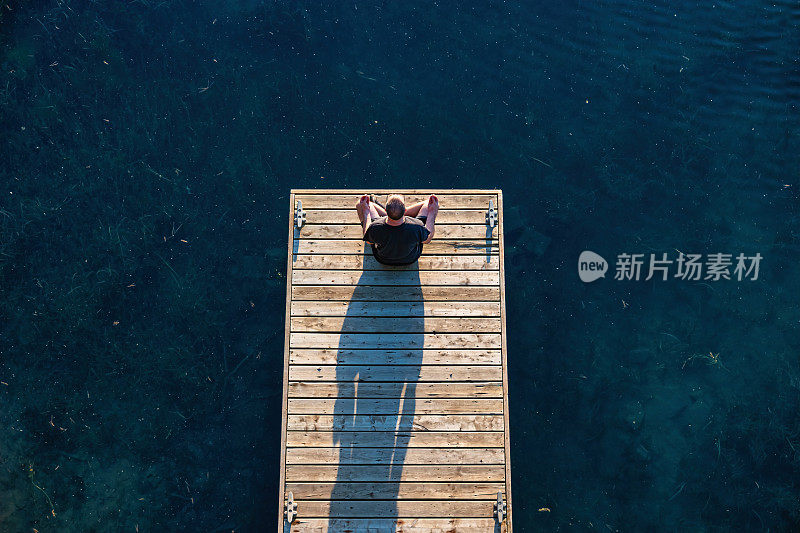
[1,1,798,531]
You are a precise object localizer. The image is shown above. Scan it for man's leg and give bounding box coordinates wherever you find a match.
[356,195,372,236]
[405,200,425,217]
[370,202,384,219]
[357,195,385,237]
[370,195,389,217]
[415,195,433,219]
[356,195,368,222]
[357,196,383,221]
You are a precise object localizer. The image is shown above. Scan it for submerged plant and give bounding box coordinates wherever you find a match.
[682,351,725,370]
[27,462,55,518]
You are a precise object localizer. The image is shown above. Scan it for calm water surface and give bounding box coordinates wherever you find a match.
[1,1,798,531]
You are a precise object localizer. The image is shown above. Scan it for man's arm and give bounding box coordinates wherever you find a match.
[361,211,371,239]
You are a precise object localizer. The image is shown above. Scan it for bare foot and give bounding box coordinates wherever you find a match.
[356,194,370,221]
[427,194,439,217]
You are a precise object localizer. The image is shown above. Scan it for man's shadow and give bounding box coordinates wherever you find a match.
[329,252,422,522]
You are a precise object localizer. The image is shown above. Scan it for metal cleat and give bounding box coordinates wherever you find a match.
[295,200,306,229]
[494,491,507,522]
[285,491,298,523]
[487,200,498,229]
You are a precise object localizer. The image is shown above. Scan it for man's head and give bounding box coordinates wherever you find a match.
[385,194,406,220]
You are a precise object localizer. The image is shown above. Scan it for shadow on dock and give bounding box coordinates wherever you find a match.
[329,263,422,523]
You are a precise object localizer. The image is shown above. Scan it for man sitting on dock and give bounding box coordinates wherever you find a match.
[356,193,439,266]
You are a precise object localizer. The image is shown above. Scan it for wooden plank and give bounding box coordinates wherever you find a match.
[294,193,497,210]
[289,365,503,382]
[291,254,499,270]
[287,398,504,415]
[304,209,490,225]
[293,500,497,518]
[285,447,505,465]
[289,348,502,365]
[292,189,499,194]
[292,285,500,301]
[288,414,503,431]
[285,465,505,482]
[498,191,514,532]
[296,224,497,240]
[295,239,498,255]
[288,382,504,399]
[291,270,500,286]
[290,333,502,349]
[287,517,505,533]
[290,317,502,334]
[291,301,502,318]
[286,431,505,448]
[285,482,505,500]
[277,192,295,530]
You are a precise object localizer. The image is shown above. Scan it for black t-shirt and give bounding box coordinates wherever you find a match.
[363,216,431,265]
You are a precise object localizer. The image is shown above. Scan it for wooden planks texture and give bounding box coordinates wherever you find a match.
[279,190,512,532]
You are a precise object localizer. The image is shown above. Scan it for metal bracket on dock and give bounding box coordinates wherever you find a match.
[494,491,507,522]
[284,491,298,523]
[486,200,498,229]
[294,200,307,229]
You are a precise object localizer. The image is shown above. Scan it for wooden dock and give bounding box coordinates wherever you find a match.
[278,190,512,532]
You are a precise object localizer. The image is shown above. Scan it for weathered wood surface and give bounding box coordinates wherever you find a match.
[289,365,503,382]
[287,518,506,533]
[303,209,490,224]
[290,333,503,349]
[285,465,505,482]
[288,382,504,399]
[292,285,500,301]
[294,192,498,209]
[290,316,502,333]
[291,269,501,286]
[292,254,499,270]
[289,348,502,365]
[285,482,505,500]
[285,448,505,465]
[296,223,497,240]
[287,414,504,432]
[286,431,505,448]
[287,398,504,415]
[294,239,499,255]
[292,500,499,517]
[291,302,502,318]
[279,190,511,531]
